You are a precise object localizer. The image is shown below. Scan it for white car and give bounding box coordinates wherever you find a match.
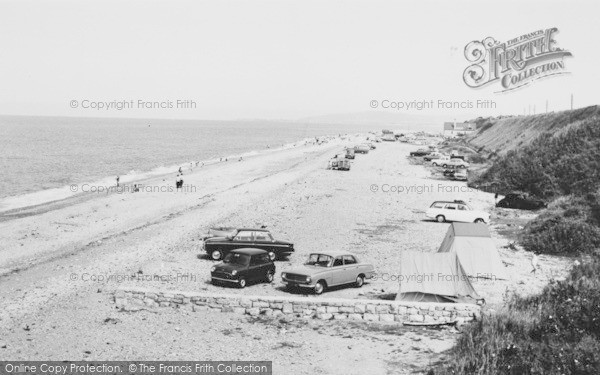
[426,200,489,223]
[432,158,469,168]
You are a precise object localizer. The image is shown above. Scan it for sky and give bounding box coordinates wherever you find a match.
[0,0,598,120]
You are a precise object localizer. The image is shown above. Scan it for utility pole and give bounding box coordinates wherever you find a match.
[571,94,574,110]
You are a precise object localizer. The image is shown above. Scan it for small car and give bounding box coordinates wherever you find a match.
[354,145,370,154]
[329,158,351,171]
[453,168,468,181]
[281,251,375,295]
[203,228,294,261]
[496,193,547,210]
[211,248,275,288]
[432,158,470,168]
[345,148,355,159]
[426,200,489,223]
[423,153,447,162]
[409,149,431,157]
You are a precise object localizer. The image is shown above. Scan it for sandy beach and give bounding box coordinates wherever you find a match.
[0,136,571,373]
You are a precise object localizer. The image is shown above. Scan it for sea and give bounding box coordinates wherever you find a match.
[0,115,441,211]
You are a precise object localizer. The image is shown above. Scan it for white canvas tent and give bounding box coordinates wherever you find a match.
[437,223,508,280]
[396,251,481,303]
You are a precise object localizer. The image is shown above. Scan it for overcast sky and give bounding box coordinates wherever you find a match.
[0,0,597,120]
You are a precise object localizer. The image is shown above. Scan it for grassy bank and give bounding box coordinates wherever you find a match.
[431,254,600,375]
[431,108,600,374]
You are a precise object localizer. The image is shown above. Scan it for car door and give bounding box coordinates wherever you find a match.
[331,256,346,286]
[253,231,273,252]
[456,204,470,222]
[342,255,359,283]
[232,230,254,251]
[444,203,458,221]
[247,254,262,282]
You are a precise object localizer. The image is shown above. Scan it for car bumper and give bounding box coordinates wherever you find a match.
[211,276,240,284]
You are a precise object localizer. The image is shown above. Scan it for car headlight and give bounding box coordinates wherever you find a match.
[210,266,216,272]
[305,276,311,283]
[231,270,237,276]
[281,272,287,278]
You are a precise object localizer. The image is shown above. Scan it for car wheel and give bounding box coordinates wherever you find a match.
[267,251,277,261]
[211,249,223,261]
[266,270,274,283]
[314,281,326,295]
[436,215,446,223]
[238,277,247,288]
[442,164,448,168]
[474,218,485,223]
[355,275,365,288]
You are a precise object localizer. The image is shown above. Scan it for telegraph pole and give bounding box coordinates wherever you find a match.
[570,94,574,110]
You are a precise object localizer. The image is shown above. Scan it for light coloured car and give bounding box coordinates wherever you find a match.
[453,168,468,181]
[432,158,469,168]
[281,251,375,295]
[426,200,489,223]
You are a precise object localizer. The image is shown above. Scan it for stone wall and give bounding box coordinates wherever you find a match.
[114,287,481,324]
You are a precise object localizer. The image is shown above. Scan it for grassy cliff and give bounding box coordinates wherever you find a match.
[431,106,600,374]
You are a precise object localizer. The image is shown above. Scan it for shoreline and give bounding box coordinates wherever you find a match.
[0,133,345,214]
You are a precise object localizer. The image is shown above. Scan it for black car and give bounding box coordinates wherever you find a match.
[496,193,547,210]
[203,228,294,261]
[211,248,275,288]
[409,149,431,157]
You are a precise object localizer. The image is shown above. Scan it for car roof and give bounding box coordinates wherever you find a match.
[235,228,270,232]
[308,250,357,258]
[433,200,468,204]
[230,248,268,255]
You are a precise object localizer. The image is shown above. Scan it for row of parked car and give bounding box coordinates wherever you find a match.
[202,228,375,294]
[327,140,378,171]
[409,147,470,181]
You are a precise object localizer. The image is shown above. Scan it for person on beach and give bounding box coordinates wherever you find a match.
[116,175,120,187]
[176,174,183,190]
[178,167,183,174]
[531,253,539,276]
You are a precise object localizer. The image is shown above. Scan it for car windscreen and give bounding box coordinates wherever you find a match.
[223,253,251,266]
[305,254,333,267]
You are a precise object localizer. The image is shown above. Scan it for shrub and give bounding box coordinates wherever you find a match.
[432,257,600,375]
[521,194,600,256]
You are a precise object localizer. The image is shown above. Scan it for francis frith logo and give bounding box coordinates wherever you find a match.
[463,28,572,92]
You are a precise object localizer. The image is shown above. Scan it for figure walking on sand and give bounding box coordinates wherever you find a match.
[176,174,183,190]
[531,253,540,276]
[116,175,120,187]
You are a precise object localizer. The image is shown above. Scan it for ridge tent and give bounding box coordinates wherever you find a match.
[396,251,481,303]
[437,222,508,280]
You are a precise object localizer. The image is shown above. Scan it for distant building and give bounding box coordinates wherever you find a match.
[443,121,476,137]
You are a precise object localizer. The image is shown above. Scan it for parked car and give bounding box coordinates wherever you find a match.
[345,148,355,159]
[423,152,447,162]
[453,168,468,181]
[281,251,375,294]
[496,193,547,210]
[426,200,489,223]
[432,158,470,168]
[354,145,370,154]
[329,158,351,171]
[210,248,275,288]
[409,149,431,157]
[203,228,294,261]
